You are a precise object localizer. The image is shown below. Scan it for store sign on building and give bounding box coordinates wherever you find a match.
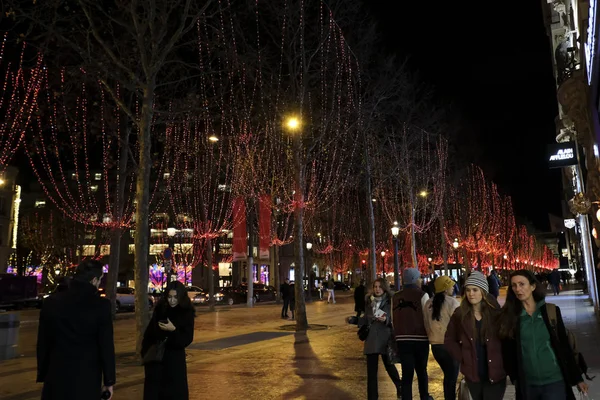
[548,142,578,168]
[564,218,576,229]
[586,0,597,83]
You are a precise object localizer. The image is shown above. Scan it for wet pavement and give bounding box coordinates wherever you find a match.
[1,288,599,399]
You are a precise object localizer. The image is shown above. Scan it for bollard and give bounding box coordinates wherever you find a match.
[0,312,20,360]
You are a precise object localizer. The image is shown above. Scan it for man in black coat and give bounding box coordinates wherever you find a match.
[354,279,366,319]
[37,259,116,400]
[280,279,291,319]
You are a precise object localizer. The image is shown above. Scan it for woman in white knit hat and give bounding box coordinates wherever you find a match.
[444,271,506,400]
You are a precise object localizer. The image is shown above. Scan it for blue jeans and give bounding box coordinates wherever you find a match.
[431,344,459,400]
[526,380,566,400]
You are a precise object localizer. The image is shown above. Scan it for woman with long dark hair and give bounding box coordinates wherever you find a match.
[142,281,196,400]
[360,277,402,400]
[444,271,506,400]
[424,276,460,400]
[499,270,588,400]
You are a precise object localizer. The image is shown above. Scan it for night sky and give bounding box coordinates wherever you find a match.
[366,1,563,231]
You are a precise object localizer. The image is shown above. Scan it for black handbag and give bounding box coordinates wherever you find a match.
[357,324,370,341]
[142,338,168,364]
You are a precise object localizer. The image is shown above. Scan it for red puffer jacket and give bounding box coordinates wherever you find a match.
[444,310,506,384]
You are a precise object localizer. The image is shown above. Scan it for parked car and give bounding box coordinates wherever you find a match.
[186,286,204,302]
[98,287,154,312]
[0,274,39,309]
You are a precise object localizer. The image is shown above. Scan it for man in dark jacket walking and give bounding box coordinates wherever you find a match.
[37,259,116,400]
[280,279,291,319]
[393,268,433,400]
[487,269,501,299]
[549,268,561,295]
[354,279,366,319]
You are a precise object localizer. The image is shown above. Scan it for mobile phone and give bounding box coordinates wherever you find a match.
[159,319,168,324]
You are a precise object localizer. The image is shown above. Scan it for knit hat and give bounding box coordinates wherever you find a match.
[403,268,421,286]
[464,271,489,293]
[434,276,455,294]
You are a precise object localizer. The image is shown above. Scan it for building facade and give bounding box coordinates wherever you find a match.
[542,0,600,312]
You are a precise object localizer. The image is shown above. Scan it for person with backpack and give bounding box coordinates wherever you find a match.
[392,268,433,400]
[499,270,588,400]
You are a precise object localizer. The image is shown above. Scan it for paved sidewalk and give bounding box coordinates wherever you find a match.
[1,288,599,399]
[546,289,600,399]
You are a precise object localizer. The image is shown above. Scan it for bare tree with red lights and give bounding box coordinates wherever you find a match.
[0,36,43,170]
[375,126,448,270]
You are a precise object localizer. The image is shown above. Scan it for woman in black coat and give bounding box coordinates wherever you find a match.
[142,281,195,400]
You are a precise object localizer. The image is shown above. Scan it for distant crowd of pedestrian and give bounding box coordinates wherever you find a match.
[357,268,590,400]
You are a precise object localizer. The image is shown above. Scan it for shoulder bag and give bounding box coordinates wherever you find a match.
[142,338,168,364]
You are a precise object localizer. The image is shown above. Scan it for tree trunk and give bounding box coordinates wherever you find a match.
[107,228,121,317]
[207,238,215,311]
[134,85,154,360]
[293,134,308,331]
[107,123,130,318]
[364,146,377,286]
[440,215,449,275]
[273,245,281,304]
[246,200,254,307]
[410,192,418,269]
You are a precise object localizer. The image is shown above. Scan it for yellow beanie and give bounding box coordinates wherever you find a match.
[434,276,455,294]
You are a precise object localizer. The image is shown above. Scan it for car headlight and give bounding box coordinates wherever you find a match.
[43,294,49,299]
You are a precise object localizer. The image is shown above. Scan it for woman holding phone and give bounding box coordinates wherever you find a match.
[142,281,196,400]
[360,277,402,400]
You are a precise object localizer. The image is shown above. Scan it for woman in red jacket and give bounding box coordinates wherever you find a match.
[444,271,506,400]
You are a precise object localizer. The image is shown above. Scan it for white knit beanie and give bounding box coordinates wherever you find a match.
[464,271,489,293]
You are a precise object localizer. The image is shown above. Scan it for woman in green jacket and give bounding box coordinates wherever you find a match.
[499,270,588,400]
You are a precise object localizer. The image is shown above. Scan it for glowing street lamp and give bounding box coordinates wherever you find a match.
[208,135,219,142]
[391,221,400,290]
[284,116,301,131]
[419,190,428,197]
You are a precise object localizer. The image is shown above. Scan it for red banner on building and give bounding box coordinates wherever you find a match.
[259,194,271,259]
[232,197,247,262]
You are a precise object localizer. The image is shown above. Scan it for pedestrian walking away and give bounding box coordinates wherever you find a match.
[444,271,506,400]
[392,268,433,400]
[36,259,116,400]
[280,279,291,319]
[354,279,366,319]
[142,281,196,400]
[487,269,500,299]
[499,270,588,400]
[424,275,460,400]
[327,276,336,303]
[549,268,561,296]
[360,277,402,400]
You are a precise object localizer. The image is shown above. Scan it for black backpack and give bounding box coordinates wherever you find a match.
[546,303,594,381]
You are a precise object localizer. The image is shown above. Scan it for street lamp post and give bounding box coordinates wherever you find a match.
[166,227,177,287]
[284,115,308,329]
[391,221,400,290]
[428,256,433,275]
[380,251,386,278]
[306,242,312,303]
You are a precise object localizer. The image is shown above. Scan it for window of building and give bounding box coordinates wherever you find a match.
[128,244,135,254]
[82,245,95,256]
[99,245,110,256]
[94,173,102,181]
[90,185,98,192]
[35,200,46,208]
[103,213,112,223]
[163,173,170,180]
